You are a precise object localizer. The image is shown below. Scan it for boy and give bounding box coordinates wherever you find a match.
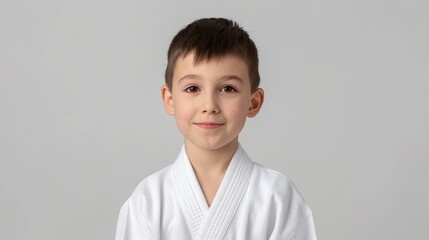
[116,18,317,240]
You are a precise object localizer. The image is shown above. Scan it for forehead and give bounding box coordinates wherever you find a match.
[173,53,250,83]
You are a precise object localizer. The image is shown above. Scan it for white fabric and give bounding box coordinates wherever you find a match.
[116,144,317,240]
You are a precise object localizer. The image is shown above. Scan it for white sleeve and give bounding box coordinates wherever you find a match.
[293,214,318,240]
[115,196,154,240]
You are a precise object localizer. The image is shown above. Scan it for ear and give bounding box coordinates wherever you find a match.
[161,84,175,115]
[247,88,264,118]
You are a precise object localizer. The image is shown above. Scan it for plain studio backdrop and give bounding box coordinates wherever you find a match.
[1,0,428,239]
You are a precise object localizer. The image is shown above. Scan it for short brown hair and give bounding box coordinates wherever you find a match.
[165,18,260,92]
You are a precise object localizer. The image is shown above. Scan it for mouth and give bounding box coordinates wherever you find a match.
[194,122,225,129]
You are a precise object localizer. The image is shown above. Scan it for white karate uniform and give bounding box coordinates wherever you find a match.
[116,144,317,240]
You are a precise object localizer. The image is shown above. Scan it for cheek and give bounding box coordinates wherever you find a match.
[227,99,250,121]
[174,99,194,121]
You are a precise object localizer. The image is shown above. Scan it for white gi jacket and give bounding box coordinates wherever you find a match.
[116,144,317,240]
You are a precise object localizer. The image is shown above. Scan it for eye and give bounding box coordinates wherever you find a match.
[220,85,237,93]
[184,86,200,93]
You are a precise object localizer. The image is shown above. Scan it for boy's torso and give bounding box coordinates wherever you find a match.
[117,145,315,240]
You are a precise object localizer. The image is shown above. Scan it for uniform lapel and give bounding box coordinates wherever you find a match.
[171,144,254,240]
[171,146,208,239]
[197,144,254,240]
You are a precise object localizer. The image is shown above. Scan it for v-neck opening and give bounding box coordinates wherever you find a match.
[182,144,242,211]
[172,144,254,240]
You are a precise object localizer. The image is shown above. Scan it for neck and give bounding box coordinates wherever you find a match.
[184,139,239,206]
[184,139,238,177]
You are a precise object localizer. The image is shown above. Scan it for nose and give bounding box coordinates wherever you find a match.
[202,92,220,114]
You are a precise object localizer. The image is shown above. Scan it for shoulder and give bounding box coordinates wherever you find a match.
[116,166,174,240]
[250,163,313,217]
[245,163,316,238]
[128,164,174,217]
[133,164,173,193]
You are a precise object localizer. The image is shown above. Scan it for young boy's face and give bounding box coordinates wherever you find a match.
[162,53,264,152]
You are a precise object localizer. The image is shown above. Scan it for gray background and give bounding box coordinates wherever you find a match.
[1,0,428,239]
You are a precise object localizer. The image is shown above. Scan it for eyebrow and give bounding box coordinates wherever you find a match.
[178,74,202,83]
[178,74,244,83]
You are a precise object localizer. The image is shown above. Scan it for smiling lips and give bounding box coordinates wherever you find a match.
[194,122,224,129]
